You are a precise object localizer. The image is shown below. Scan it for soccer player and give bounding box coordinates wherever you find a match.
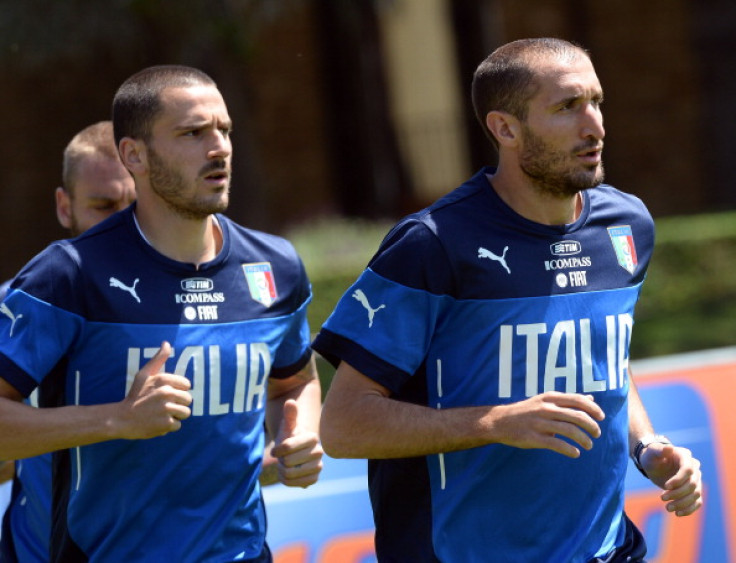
[313,38,702,562]
[0,120,135,563]
[0,65,323,562]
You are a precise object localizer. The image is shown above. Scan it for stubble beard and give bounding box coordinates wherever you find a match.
[519,125,604,199]
[148,147,230,220]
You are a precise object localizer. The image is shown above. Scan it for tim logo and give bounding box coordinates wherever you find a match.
[550,240,582,256]
[181,278,214,292]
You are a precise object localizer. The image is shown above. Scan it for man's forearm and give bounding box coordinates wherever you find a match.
[627,372,656,455]
[0,396,119,460]
[266,354,321,437]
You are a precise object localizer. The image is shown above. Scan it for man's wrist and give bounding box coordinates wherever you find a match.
[632,434,671,477]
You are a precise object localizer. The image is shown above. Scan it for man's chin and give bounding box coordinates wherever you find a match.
[201,193,229,215]
[574,167,605,192]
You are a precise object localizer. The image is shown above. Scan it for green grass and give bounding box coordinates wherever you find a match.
[285,217,394,333]
[631,211,736,359]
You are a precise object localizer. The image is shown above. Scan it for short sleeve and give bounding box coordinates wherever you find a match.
[312,219,451,393]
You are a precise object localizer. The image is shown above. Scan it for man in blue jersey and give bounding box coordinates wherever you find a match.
[0,120,136,563]
[0,66,323,562]
[313,38,702,562]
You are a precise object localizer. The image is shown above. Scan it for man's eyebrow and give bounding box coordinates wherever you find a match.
[550,93,582,108]
[553,89,603,108]
[173,121,206,131]
[179,115,232,127]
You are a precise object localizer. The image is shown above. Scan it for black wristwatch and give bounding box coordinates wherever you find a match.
[632,434,671,477]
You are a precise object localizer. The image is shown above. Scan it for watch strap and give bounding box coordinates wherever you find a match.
[632,434,672,477]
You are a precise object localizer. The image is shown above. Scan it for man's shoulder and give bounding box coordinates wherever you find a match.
[424,170,492,217]
[75,206,132,242]
[591,183,650,210]
[221,216,290,245]
[11,211,136,297]
[220,215,301,262]
[388,170,494,243]
[588,184,653,225]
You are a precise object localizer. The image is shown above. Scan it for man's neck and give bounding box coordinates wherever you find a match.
[486,166,582,226]
[133,205,222,268]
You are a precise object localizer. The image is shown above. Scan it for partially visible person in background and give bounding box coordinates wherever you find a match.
[0,120,135,562]
[55,121,137,238]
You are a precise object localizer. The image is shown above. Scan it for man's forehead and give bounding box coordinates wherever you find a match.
[532,55,602,98]
[157,85,230,123]
[72,156,132,196]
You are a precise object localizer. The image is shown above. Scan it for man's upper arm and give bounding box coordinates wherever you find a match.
[0,376,23,401]
[328,360,392,402]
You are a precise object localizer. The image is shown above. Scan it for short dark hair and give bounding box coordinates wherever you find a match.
[471,38,590,148]
[112,65,217,146]
[62,121,120,196]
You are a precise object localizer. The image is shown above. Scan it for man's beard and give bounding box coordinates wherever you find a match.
[148,147,230,220]
[519,125,604,198]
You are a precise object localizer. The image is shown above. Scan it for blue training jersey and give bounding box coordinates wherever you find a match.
[312,167,654,563]
[0,205,312,562]
[0,391,52,563]
[0,281,52,563]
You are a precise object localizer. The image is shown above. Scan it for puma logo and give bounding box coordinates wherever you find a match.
[478,246,511,274]
[0,303,23,337]
[109,277,141,303]
[352,289,385,328]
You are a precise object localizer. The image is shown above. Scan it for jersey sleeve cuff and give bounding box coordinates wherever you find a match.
[311,329,411,394]
[0,353,38,398]
[269,348,312,380]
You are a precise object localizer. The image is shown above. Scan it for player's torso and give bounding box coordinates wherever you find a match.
[425,204,649,409]
[4,211,308,561]
[22,212,304,411]
[365,175,653,561]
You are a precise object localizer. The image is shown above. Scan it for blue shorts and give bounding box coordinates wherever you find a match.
[588,513,647,563]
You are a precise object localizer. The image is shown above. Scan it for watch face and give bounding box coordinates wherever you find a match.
[641,434,670,448]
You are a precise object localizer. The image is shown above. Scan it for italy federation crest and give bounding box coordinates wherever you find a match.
[608,225,638,274]
[242,262,278,307]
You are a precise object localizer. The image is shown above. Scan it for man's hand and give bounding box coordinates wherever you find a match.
[491,392,605,458]
[271,399,323,488]
[640,443,703,516]
[258,438,279,487]
[116,342,192,440]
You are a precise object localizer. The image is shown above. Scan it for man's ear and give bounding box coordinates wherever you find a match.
[55,187,72,230]
[118,137,147,175]
[485,111,521,149]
